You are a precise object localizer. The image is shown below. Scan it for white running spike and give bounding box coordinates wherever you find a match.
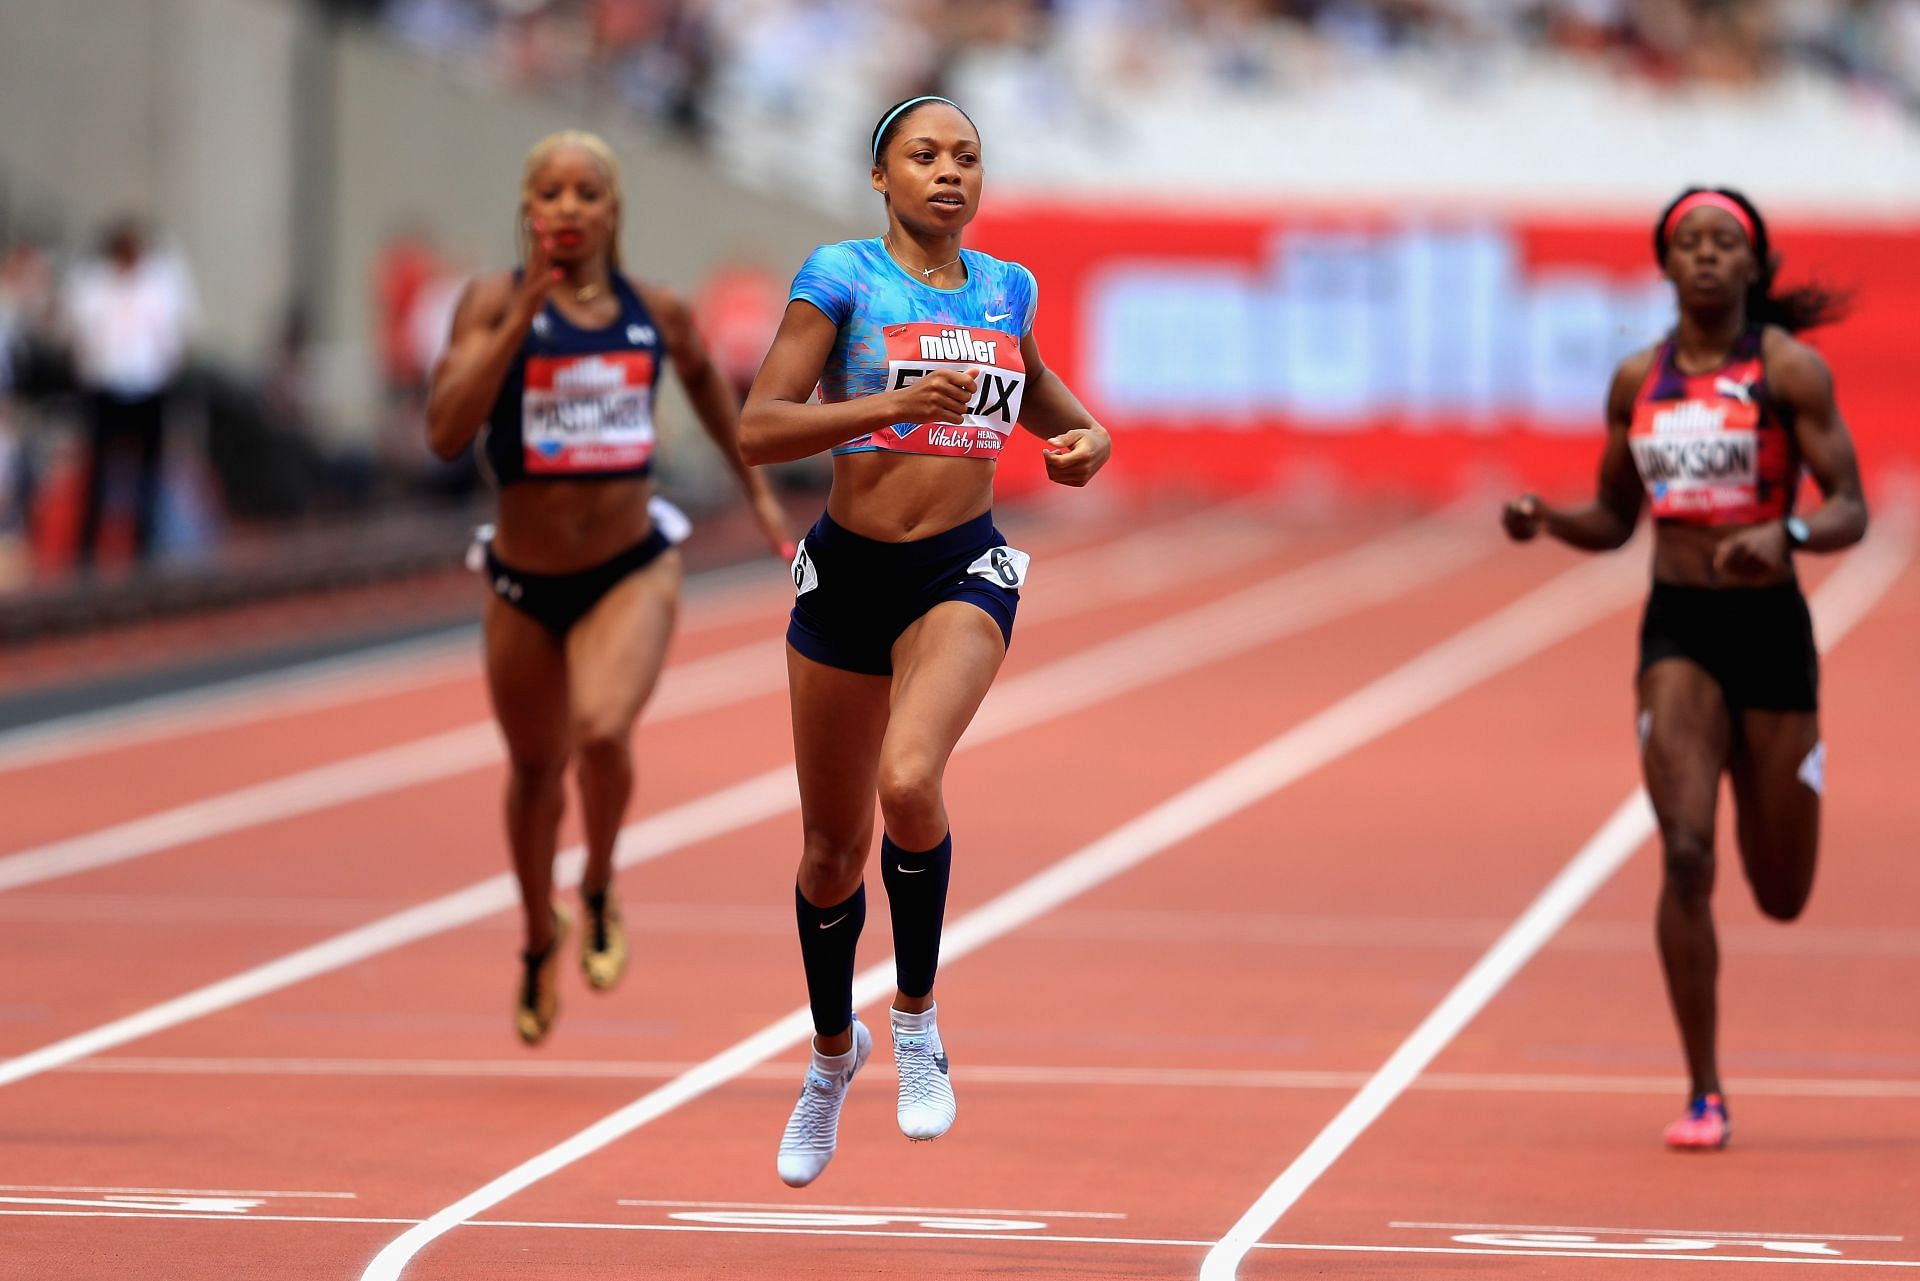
[775,1018,871,1187]
[891,1005,956,1142]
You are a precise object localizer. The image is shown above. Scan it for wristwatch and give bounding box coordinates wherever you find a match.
[1783,515,1811,550]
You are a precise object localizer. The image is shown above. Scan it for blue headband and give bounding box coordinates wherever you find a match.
[871,96,963,163]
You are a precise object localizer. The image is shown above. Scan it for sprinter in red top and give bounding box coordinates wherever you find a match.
[1504,187,1868,1152]
[1627,326,1797,526]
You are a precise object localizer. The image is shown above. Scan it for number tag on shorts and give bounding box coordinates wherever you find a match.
[648,495,692,545]
[1798,741,1827,795]
[791,539,819,596]
[966,545,1029,590]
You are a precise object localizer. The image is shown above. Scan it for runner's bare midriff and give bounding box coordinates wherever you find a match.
[827,452,993,542]
[1651,520,1796,588]
[495,476,656,572]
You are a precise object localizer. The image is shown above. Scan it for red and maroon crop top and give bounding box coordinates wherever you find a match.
[1627,327,1801,526]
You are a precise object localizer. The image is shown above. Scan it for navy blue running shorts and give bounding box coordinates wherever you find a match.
[485,529,672,638]
[786,510,1025,676]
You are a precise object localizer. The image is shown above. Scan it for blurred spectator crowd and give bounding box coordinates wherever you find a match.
[354,0,1920,139]
[0,222,210,587]
[0,215,457,591]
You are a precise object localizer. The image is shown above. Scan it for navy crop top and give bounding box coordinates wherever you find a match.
[481,272,666,486]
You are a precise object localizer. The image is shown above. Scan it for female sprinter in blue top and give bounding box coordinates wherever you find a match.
[1503,188,1867,1150]
[741,96,1112,1187]
[428,131,790,1046]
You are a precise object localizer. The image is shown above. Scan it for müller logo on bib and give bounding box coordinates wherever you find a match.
[878,322,1026,458]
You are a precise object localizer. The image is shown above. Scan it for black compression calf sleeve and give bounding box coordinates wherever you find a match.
[795,882,865,1037]
[880,832,952,999]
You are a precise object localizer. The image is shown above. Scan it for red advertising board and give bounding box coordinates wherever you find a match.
[972,204,1917,504]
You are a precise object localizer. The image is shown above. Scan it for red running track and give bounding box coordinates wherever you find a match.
[0,497,1915,1280]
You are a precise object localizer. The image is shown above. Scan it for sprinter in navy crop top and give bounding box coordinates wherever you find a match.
[425,130,792,1046]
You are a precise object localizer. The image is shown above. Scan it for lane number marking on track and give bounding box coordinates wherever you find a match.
[1392,1221,1904,1243]
[0,1186,362,1216]
[1451,1232,1846,1258]
[0,1195,267,1215]
[0,1184,357,1199]
[1392,1223,1914,1262]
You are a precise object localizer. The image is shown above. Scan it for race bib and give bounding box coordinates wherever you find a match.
[1630,397,1761,518]
[873,323,1026,458]
[966,544,1030,590]
[523,352,656,474]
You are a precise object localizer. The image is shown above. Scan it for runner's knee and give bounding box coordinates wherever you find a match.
[506,753,567,798]
[800,829,869,895]
[875,755,942,832]
[1661,831,1715,905]
[571,718,632,771]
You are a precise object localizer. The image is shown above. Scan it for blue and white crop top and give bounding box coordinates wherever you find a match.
[789,238,1039,459]
[481,273,664,486]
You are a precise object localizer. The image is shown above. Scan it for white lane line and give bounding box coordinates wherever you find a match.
[357,552,1644,1281]
[0,516,1475,1091]
[0,632,476,772]
[19,891,1920,962]
[59,1056,1920,1100]
[976,909,1920,956]
[1392,1223,1903,1243]
[0,1213,1163,1242]
[1198,793,1657,1279]
[0,507,1215,774]
[0,562,792,775]
[0,772,785,1091]
[1402,1072,1920,1099]
[0,725,498,894]
[0,507,1306,894]
[961,512,1485,747]
[615,1199,1126,1219]
[0,894,463,926]
[482,1223,1232,1247]
[0,1195,258,1212]
[0,1210,1175,1243]
[0,634,788,895]
[1197,515,1917,1281]
[69,1056,720,1078]
[1023,507,1288,618]
[0,1210,418,1225]
[0,1184,356,1199]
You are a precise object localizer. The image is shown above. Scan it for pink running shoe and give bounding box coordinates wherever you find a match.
[1664,1093,1730,1150]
